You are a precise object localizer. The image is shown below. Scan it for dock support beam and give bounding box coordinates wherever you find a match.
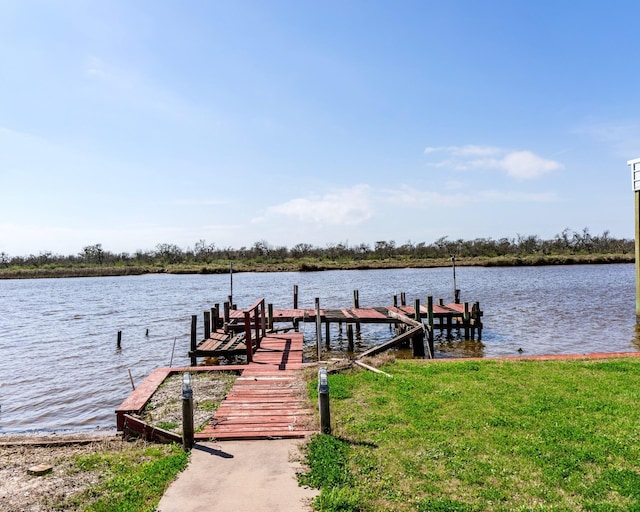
[347,324,354,352]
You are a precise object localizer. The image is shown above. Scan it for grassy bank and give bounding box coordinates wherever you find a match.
[0,252,633,279]
[63,441,188,511]
[300,357,640,511]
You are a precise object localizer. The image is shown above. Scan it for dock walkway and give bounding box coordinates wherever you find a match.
[197,332,314,440]
[116,331,314,442]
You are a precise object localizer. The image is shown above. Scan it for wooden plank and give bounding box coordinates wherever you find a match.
[357,325,423,360]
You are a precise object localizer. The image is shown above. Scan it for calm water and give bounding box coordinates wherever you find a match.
[0,264,637,434]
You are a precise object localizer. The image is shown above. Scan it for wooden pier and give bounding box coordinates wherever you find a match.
[189,290,483,363]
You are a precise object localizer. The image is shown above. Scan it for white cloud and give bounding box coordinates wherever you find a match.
[261,185,373,226]
[424,145,563,179]
[385,185,559,207]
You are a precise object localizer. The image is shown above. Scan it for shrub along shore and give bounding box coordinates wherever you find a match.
[0,228,633,279]
[0,252,633,280]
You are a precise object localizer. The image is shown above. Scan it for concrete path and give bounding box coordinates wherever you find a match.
[156,439,318,512]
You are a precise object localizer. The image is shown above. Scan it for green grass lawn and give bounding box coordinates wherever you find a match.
[301,357,640,511]
[60,442,188,512]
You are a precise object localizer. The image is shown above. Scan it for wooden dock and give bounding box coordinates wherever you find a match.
[115,331,314,441]
[189,292,483,363]
[116,288,483,443]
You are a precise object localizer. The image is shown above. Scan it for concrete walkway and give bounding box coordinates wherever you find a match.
[156,439,318,512]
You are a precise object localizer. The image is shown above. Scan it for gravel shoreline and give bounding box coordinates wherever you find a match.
[0,433,131,512]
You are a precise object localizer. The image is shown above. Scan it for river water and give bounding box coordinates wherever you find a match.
[0,264,637,434]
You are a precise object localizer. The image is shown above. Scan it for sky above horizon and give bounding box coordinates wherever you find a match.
[2,0,640,257]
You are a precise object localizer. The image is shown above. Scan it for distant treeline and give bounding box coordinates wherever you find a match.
[0,228,633,269]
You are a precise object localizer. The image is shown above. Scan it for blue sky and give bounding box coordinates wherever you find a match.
[2,0,640,256]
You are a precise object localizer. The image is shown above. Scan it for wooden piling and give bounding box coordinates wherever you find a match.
[473,301,482,341]
[325,320,331,350]
[293,285,299,309]
[204,310,211,340]
[347,324,354,352]
[223,302,230,324]
[211,304,218,332]
[268,303,274,330]
[190,315,197,366]
[354,289,361,337]
[427,296,434,358]
[117,331,122,350]
[412,299,425,357]
[463,302,470,340]
[244,311,253,363]
[315,298,322,360]
[401,292,406,306]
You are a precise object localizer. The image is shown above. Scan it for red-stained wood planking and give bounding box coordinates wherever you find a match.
[350,308,389,320]
[202,332,317,440]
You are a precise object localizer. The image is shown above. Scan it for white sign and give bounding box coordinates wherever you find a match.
[628,158,640,192]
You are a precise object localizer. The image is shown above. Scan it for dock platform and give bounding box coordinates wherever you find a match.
[190,295,483,363]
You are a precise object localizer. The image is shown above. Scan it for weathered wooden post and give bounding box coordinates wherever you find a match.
[223,301,230,324]
[353,289,361,337]
[412,299,425,357]
[268,303,274,330]
[325,320,331,350]
[293,285,299,309]
[214,304,220,328]
[473,301,482,341]
[463,302,470,340]
[427,296,434,358]
[116,331,122,350]
[211,306,218,331]
[259,300,266,343]
[451,255,460,303]
[244,311,253,363]
[229,261,233,307]
[629,158,640,320]
[315,298,322,360]
[190,315,197,366]
[204,310,211,340]
[347,324,354,352]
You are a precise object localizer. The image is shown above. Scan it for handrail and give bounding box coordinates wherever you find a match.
[243,298,266,362]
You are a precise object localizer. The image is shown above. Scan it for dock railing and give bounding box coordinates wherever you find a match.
[244,298,267,363]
